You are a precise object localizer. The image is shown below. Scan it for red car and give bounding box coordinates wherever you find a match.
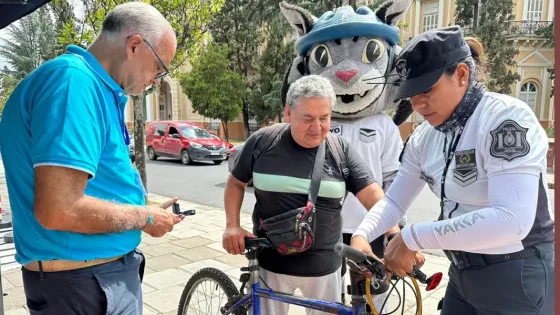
[146,121,228,165]
[208,131,234,159]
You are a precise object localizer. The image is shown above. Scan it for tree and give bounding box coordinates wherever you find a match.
[248,17,295,124]
[0,74,19,112]
[0,7,58,112]
[209,0,263,137]
[54,0,223,188]
[180,44,244,140]
[0,7,58,80]
[455,0,520,94]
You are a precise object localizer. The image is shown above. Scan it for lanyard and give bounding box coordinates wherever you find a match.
[438,128,463,221]
[118,103,130,146]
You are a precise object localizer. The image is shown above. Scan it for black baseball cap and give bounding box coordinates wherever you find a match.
[393,25,471,102]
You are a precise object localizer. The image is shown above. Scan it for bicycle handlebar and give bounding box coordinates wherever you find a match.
[334,242,367,264]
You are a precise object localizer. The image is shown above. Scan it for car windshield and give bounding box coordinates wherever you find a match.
[179,126,213,139]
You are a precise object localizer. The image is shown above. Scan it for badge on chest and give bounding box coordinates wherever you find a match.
[453,149,477,187]
[330,125,343,136]
[359,128,376,143]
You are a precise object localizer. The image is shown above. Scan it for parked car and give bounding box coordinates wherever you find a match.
[146,121,227,165]
[208,132,234,159]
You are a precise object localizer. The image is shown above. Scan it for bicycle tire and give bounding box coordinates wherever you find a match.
[177,267,247,315]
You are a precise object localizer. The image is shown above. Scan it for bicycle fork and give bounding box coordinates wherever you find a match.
[246,250,260,314]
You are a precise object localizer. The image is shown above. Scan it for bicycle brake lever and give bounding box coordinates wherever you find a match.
[410,265,443,291]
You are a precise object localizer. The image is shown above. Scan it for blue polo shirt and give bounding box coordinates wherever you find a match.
[0,45,146,264]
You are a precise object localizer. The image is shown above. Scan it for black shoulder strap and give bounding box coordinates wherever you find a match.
[252,123,289,161]
[326,133,348,178]
[308,140,325,205]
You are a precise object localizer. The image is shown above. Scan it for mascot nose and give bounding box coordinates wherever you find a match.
[336,70,357,82]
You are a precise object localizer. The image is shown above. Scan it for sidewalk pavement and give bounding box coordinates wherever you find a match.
[0,193,452,315]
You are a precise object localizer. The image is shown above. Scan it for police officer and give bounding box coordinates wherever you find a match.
[350,25,554,315]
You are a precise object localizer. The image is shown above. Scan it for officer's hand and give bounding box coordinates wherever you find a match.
[142,198,184,237]
[383,232,416,277]
[350,235,375,258]
[223,226,256,255]
[414,251,426,268]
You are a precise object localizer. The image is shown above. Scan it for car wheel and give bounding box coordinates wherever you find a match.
[180,150,192,165]
[213,160,223,165]
[147,147,157,160]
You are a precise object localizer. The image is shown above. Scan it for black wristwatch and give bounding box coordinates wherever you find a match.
[387,232,399,243]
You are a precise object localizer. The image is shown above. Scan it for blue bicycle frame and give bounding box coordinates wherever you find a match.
[221,251,368,315]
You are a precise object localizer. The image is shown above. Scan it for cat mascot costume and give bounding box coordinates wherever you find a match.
[279,0,415,310]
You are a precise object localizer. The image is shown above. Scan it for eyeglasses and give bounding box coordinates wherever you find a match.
[132,36,169,80]
[143,38,169,79]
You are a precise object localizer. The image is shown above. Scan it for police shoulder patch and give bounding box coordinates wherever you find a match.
[489,120,530,161]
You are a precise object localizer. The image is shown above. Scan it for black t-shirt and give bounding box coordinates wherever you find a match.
[231,125,376,276]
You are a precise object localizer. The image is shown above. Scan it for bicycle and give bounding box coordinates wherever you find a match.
[177,237,443,315]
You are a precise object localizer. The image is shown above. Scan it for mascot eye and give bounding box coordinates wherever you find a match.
[362,39,384,64]
[311,44,333,68]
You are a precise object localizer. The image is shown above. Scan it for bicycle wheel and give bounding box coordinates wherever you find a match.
[177,267,248,315]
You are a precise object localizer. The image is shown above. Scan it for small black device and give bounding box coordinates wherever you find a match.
[172,202,181,214]
[172,202,196,216]
[182,209,196,216]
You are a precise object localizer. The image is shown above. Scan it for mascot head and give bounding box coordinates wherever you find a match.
[280,0,414,124]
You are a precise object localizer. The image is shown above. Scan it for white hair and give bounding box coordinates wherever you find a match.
[286,75,336,110]
[100,2,174,45]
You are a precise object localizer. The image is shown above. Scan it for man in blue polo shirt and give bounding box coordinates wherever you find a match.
[0,3,181,314]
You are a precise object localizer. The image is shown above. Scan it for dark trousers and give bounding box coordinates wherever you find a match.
[22,249,146,315]
[441,248,554,315]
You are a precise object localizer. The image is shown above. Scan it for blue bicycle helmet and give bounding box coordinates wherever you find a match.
[295,5,400,56]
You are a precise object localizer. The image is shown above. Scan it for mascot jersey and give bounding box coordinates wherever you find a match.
[331,113,403,233]
[279,0,414,234]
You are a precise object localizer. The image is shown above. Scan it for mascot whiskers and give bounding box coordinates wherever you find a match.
[279,0,416,310]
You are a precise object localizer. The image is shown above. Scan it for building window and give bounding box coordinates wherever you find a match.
[519,82,538,113]
[422,2,439,32]
[523,0,544,21]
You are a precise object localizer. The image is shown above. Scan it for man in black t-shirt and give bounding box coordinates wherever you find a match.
[223,75,399,315]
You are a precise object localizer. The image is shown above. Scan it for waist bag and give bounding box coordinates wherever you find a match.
[259,140,326,255]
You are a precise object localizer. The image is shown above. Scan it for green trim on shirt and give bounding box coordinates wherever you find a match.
[253,172,346,199]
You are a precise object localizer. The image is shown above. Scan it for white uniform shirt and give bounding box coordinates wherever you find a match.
[354,92,555,254]
[330,113,402,234]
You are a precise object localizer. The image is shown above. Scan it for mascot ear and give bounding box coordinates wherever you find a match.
[374,0,413,26]
[279,1,317,37]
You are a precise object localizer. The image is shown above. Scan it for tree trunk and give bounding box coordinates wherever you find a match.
[473,1,479,33]
[133,94,148,190]
[222,121,229,141]
[242,99,250,138]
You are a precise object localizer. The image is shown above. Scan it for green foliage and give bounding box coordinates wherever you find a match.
[53,0,223,75]
[0,7,58,80]
[180,44,244,140]
[455,0,520,94]
[0,74,19,112]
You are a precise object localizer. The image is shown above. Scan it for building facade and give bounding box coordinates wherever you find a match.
[124,0,555,142]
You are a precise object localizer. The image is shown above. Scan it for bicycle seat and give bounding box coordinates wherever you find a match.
[244,237,273,249]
